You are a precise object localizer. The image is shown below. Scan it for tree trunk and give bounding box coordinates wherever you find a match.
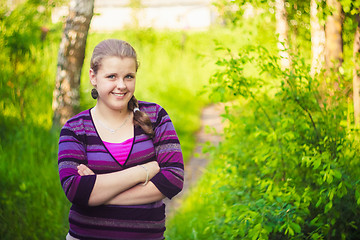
[275,0,291,70]
[310,0,326,76]
[52,0,94,127]
[353,13,360,126]
[325,0,344,72]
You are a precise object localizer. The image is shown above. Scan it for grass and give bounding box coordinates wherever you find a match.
[0,123,70,239]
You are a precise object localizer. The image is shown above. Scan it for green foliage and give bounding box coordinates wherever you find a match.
[286,0,312,48]
[166,43,360,239]
[340,0,360,15]
[0,1,61,122]
[166,1,360,238]
[212,0,268,27]
[0,2,68,238]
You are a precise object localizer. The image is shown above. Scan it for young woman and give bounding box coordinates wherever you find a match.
[58,39,184,240]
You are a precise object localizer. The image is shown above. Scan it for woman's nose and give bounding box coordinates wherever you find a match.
[116,78,126,89]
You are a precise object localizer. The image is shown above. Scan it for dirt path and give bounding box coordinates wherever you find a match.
[164,103,225,218]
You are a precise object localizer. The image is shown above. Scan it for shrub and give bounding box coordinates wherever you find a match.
[166,45,360,239]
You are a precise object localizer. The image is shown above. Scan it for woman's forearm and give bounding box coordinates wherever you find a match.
[105,181,165,206]
[87,165,147,206]
[77,161,160,206]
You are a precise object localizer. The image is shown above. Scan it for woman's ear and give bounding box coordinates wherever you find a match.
[89,69,97,86]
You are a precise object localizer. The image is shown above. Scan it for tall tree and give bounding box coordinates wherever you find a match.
[324,0,344,74]
[52,0,94,127]
[353,13,360,126]
[310,0,326,76]
[275,0,291,69]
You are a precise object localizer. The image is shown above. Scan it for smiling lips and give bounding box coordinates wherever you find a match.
[112,92,126,97]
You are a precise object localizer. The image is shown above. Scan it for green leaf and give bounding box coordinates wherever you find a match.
[313,158,321,169]
[324,201,333,213]
[290,222,301,233]
[286,226,295,236]
[263,224,273,233]
[333,170,342,179]
[331,218,336,225]
[311,233,321,240]
[315,198,322,208]
[19,182,27,191]
[326,174,333,184]
[329,189,335,201]
[310,216,319,226]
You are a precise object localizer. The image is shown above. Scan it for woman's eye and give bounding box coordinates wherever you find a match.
[125,74,135,79]
[107,75,116,79]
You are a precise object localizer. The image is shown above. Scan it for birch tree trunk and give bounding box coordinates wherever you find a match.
[52,0,94,127]
[275,0,291,70]
[310,0,326,76]
[325,0,344,73]
[353,13,360,126]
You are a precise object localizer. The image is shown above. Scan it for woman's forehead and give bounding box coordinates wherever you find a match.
[98,56,136,72]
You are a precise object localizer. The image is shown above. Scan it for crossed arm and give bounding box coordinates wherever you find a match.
[77,162,166,207]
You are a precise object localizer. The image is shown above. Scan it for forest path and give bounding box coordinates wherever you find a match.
[164,103,225,218]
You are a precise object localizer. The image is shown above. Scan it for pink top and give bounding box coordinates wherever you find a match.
[103,138,133,165]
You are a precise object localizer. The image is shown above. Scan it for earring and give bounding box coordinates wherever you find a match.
[91,88,98,99]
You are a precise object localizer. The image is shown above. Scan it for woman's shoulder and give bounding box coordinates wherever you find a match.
[138,100,159,108]
[138,101,170,124]
[138,101,162,113]
[62,109,92,131]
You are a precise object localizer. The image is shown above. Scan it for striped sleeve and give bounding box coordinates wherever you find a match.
[150,106,184,199]
[58,118,96,206]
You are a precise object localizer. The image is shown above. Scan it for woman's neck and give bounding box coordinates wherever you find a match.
[91,103,134,143]
[93,103,131,127]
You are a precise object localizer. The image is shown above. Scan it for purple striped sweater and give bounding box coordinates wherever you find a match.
[58,101,184,239]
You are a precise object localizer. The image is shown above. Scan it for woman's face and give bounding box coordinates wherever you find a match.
[90,56,136,112]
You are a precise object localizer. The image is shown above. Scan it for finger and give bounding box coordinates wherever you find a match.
[77,164,84,170]
[78,169,85,176]
[78,164,89,172]
[77,164,95,175]
[77,164,88,176]
[85,168,94,175]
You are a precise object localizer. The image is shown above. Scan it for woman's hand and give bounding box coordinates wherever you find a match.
[77,164,95,176]
[140,161,160,180]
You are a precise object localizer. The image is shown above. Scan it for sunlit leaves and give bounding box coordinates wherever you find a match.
[197,42,360,239]
[0,1,56,121]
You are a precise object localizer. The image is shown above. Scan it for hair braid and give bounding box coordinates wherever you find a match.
[128,96,155,138]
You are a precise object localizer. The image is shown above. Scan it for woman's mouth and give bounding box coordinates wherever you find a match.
[112,92,126,97]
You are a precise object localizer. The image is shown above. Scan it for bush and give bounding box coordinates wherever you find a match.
[166,45,360,239]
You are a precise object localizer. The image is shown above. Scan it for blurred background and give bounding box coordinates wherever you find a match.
[1,0,360,239]
[53,0,217,30]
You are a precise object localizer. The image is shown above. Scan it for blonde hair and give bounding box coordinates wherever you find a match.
[90,39,154,137]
